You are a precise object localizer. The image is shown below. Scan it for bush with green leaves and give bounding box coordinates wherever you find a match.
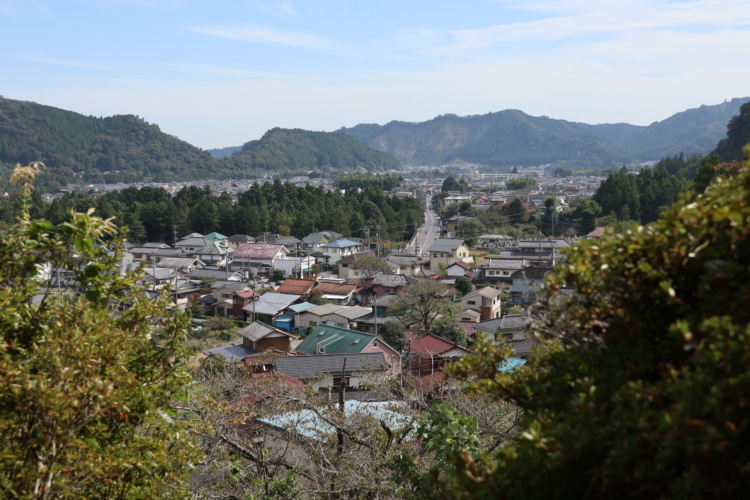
[444,148,750,498]
[0,163,200,499]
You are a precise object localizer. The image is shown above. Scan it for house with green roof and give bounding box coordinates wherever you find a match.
[295,324,401,376]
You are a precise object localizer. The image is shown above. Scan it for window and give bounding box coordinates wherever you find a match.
[373,341,379,348]
[309,321,317,327]
[467,300,476,305]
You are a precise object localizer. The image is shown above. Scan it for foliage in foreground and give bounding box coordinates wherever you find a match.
[0,164,200,499]
[443,147,750,498]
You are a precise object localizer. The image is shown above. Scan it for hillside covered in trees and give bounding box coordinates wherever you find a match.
[0,97,400,192]
[340,98,749,168]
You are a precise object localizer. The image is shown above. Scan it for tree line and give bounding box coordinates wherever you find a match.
[0,180,424,245]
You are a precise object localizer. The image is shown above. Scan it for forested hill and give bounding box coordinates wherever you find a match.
[340,98,750,168]
[218,128,400,176]
[712,100,750,162]
[0,97,214,190]
[0,97,400,192]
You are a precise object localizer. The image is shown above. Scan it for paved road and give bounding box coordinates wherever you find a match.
[408,197,440,257]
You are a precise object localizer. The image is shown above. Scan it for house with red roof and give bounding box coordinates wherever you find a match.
[406,334,471,378]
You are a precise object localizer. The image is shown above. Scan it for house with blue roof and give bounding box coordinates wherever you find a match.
[320,238,363,265]
[295,324,401,376]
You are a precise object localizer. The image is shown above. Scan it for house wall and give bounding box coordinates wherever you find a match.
[362,342,401,376]
[255,337,292,353]
[429,244,472,271]
[307,370,386,392]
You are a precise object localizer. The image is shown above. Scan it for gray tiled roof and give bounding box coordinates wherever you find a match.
[426,239,465,252]
[275,352,386,380]
[203,342,256,362]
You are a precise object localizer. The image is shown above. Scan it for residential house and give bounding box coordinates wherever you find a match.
[276,278,316,299]
[513,239,570,267]
[445,215,474,235]
[301,232,330,253]
[511,267,554,304]
[274,353,389,392]
[194,240,233,266]
[295,324,401,376]
[310,281,358,305]
[440,260,473,284]
[385,254,429,276]
[226,234,255,250]
[472,314,533,348]
[461,287,502,321]
[244,292,302,326]
[472,257,529,285]
[231,290,256,319]
[319,239,363,266]
[175,236,214,254]
[208,280,250,316]
[295,304,371,331]
[406,334,471,378]
[273,254,316,279]
[201,321,296,363]
[156,257,205,275]
[189,268,243,282]
[237,321,297,353]
[456,308,482,323]
[232,243,290,277]
[140,267,177,291]
[426,239,472,272]
[359,270,418,305]
[204,232,228,244]
[128,244,185,263]
[337,251,377,281]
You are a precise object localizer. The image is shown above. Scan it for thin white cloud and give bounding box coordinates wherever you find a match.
[277,2,296,16]
[188,23,331,48]
[254,1,297,16]
[444,0,750,51]
[23,55,116,71]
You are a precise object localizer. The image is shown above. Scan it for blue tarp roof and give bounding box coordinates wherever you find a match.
[498,357,527,372]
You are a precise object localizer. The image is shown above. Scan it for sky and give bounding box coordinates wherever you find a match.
[2,0,749,150]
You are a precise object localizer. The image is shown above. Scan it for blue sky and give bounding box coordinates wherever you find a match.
[2,0,749,150]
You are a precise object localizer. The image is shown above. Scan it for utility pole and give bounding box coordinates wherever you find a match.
[376,224,380,259]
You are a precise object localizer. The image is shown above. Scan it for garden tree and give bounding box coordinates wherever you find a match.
[0,163,200,499]
[429,319,468,347]
[187,359,426,499]
[187,354,521,499]
[380,319,406,352]
[351,254,389,281]
[572,198,601,235]
[454,276,473,297]
[443,152,750,499]
[441,176,460,192]
[504,177,537,190]
[459,217,485,237]
[506,198,526,225]
[391,280,454,337]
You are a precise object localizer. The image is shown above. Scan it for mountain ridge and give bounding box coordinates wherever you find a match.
[339,98,750,168]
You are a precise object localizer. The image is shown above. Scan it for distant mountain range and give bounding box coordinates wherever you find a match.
[1,95,748,193]
[338,98,750,168]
